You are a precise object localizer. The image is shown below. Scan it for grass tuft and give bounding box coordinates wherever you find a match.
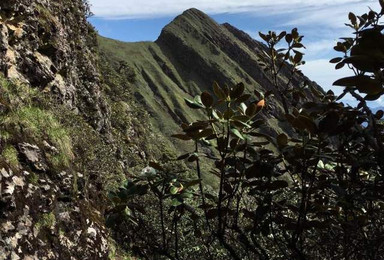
[1,145,20,169]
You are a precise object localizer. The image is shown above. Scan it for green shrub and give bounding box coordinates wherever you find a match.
[108,2,384,260]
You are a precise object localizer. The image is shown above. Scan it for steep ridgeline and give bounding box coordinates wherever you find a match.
[98,8,322,158]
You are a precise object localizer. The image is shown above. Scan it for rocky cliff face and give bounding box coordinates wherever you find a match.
[0,0,108,131]
[0,1,112,259]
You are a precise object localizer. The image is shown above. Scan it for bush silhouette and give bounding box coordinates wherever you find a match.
[107,2,384,259]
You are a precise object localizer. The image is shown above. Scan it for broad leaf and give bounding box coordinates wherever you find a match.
[277,133,288,147]
[231,128,245,140]
[185,98,204,109]
[333,75,382,95]
[172,134,192,140]
[201,91,213,108]
[230,82,245,99]
[213,81,227,100]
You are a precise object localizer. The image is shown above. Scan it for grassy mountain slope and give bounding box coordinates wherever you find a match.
[98,8,322,158]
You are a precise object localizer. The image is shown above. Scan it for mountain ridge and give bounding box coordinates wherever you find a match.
[98,8,323,162]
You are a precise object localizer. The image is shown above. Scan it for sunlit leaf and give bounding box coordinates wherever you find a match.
[257,99,265,108]
[231,128,245,140]
[185,98,204,109]
[171,198,183,206]
[212,109,222,120]
[170,186,179,195]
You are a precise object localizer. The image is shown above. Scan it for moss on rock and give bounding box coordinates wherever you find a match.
[1,145,20,169]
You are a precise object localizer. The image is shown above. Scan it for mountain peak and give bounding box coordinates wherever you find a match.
[157,8,222,42]
[181,8,206,16]
[178,8,214,22]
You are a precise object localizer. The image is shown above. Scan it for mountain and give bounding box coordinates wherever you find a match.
[0,2,324,259]
[98,8,322,161]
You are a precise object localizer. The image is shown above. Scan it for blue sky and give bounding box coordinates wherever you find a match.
[89,0,383,107]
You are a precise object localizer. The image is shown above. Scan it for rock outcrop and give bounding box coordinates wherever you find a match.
[0,0,109,132]
[0,1,111,259]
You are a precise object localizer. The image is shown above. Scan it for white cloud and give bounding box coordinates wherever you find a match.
[301,59,350,94]
[301,59,357,105]
[283,1,379,28]
[88,0,377,19]
[302,59,384,107]
[304,40,335,59]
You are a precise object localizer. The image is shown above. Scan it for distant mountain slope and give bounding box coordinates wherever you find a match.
[98,8,323,155]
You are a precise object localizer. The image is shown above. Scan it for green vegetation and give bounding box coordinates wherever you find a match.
[1,145,20,169]
[27,171,39,185]
[8,107,73,168]
[97,8,320,187]
[34,212,57,242]
[107,3,384,260]
[0,75,38,108]
[108,239,138,260]
[0,75,72,170]
[0,72,125,191]
[37,212,56,229]
[99,45,190,173]
[98,38,198,149]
